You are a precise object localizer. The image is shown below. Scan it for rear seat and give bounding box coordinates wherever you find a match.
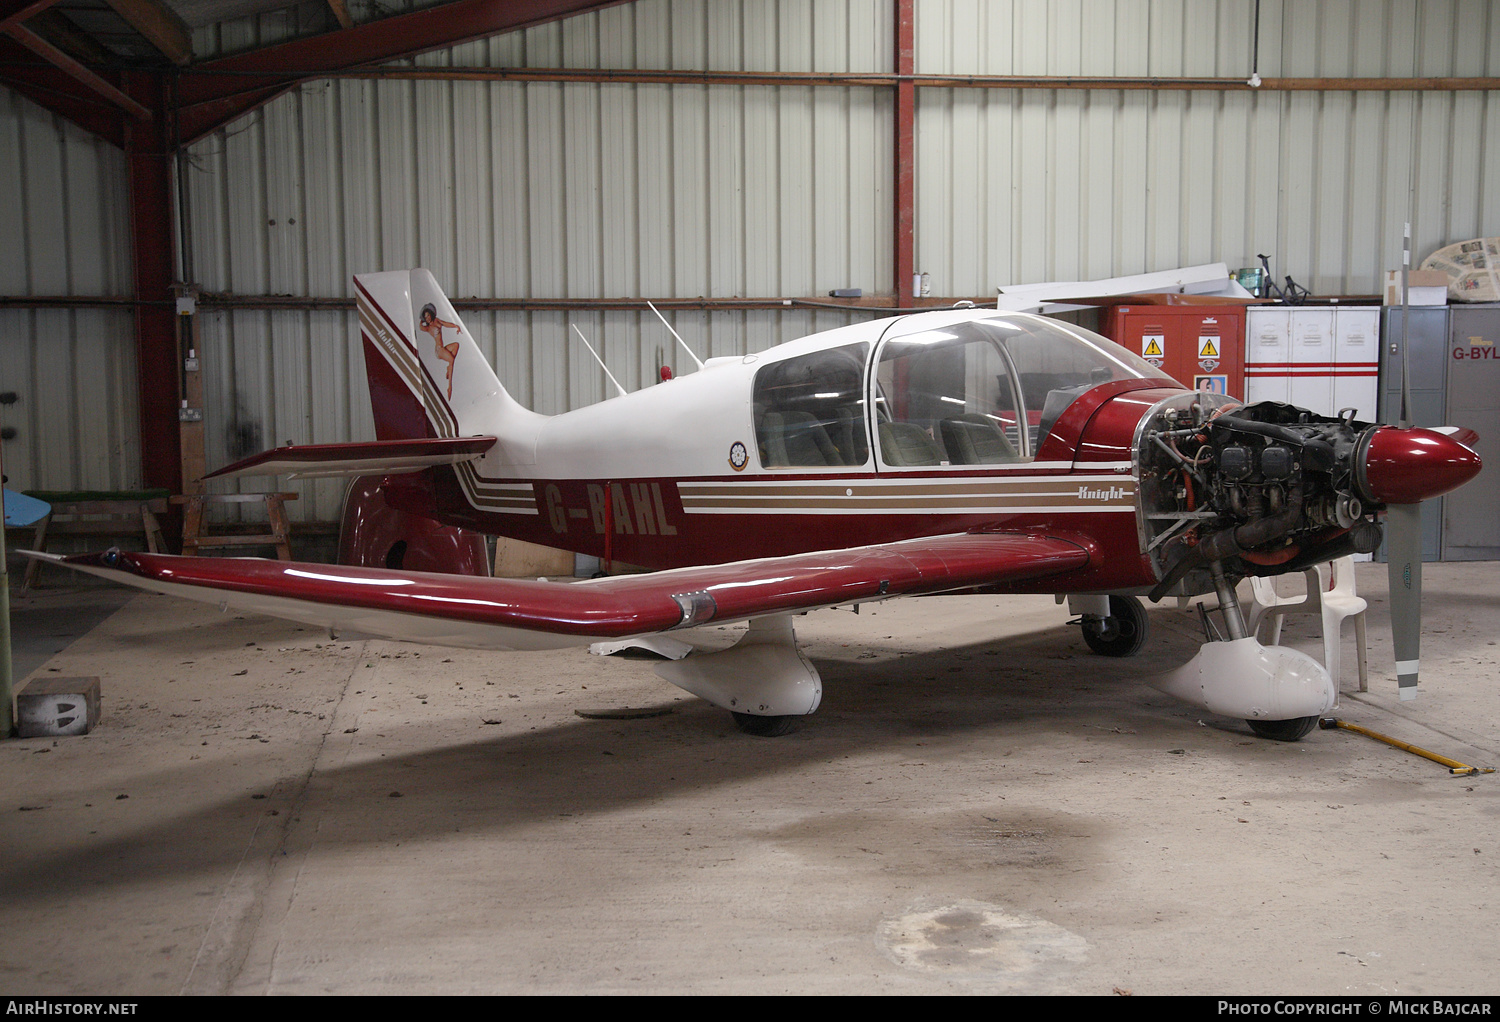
[763,410,842,466]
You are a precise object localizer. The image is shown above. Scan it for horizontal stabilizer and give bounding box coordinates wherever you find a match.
[203,437,497,480]
[26,531,1089,652]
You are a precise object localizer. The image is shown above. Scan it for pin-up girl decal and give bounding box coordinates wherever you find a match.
[418,303,461,399]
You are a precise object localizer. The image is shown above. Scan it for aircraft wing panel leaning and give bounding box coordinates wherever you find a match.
[30,532,1089,652]
[203,437,498,480]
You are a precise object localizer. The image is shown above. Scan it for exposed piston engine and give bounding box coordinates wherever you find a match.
[1138,397,1478,599]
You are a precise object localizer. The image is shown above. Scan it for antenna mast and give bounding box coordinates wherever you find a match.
[570,324,629,399]
[646,302,705,370]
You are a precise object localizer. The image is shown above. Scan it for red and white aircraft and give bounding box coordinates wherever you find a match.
[35,270,1481,740]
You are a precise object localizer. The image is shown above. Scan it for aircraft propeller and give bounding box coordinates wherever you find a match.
[1391,241,1421,702]
[1362,424,1481,699]
[1385,501,1422,700]
[1362,291,1481,700]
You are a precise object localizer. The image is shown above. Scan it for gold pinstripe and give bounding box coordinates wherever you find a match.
[677,476,1135,513]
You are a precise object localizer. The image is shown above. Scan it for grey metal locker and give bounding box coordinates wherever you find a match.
[1379,306,1450,561]
[1441,304,1500,560]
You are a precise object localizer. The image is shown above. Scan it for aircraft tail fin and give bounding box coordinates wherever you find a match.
[353,269,535,442]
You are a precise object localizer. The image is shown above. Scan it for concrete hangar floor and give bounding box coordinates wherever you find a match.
[2,562,1497,995]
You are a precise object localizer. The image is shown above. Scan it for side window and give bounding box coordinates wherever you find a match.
[1006,332,1119,445]
[753,343,871,468]
[874,331,1029,467]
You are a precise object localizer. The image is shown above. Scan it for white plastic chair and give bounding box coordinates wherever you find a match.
[1247,567,1320,642]
[1315,557,1369,693]
[1247,557,1368,692]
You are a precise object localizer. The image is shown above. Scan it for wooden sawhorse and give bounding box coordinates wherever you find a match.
[172,492,298,560]
[20,493,169,588]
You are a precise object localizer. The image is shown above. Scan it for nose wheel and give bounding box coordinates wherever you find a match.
[731,712,799,737]
[1080,595,1149,657]
[1246,715,1320,741]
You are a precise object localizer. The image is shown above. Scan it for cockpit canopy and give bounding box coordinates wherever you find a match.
[753,313,1165,469]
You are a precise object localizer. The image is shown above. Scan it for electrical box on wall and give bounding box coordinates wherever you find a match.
[1099,305,1246,398]
[1244,307,1381,420]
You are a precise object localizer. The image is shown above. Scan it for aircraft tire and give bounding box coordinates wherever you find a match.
[731,712,800,737]
[1080,595,1149,658]
[1246,715,1320,742]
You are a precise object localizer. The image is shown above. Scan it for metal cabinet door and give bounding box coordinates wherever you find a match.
[1333,307,1380,421]
[1244,307,1290,405]
[1379,306,1450,561]
[1289,309,1335,414]
[1442,305,1500,560]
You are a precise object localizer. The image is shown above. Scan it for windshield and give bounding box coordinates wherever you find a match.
[874,314,1162,465]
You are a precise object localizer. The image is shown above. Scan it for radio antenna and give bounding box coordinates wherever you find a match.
[645,301,704,370]
[570,324,628,399]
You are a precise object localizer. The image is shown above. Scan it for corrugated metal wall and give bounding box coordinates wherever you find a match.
[184,1,894,519]
[2,0,1496,515]
[0,89,139,494]
[915,0,1500,297]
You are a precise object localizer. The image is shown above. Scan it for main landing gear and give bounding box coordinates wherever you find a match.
[654,615,822,739]
[1078,595,1150,658]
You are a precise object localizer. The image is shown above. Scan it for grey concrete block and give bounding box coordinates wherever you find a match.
[17,676,100,737]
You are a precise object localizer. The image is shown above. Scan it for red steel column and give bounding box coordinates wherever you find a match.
[123,69,182,496]
[894,0,915,299]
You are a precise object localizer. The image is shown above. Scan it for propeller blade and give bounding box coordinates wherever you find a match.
[1358,424,1480,702]
[1385,502,1423,701]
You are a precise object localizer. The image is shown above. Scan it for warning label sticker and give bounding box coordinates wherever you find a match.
[1142,334,1165,360]
[1197,335,1220,359]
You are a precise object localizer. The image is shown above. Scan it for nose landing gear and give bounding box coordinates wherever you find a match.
[1150,559,1335,740]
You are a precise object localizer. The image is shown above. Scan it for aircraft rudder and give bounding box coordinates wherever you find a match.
[355,270,433,441]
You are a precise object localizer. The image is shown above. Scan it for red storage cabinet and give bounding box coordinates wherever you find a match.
[1100,304,1247,399]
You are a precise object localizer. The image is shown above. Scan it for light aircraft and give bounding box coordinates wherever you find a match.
[32,269,1481,740]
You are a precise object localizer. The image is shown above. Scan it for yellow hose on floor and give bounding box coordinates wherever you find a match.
[1319,717,1495,776]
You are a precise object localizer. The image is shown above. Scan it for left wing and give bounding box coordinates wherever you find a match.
[203,437,497,480]
[28,531,1089,651]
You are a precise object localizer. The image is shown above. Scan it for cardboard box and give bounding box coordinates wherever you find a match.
[492,537,575,578]
[17,676,100,737]
[1384,270,1449,306]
